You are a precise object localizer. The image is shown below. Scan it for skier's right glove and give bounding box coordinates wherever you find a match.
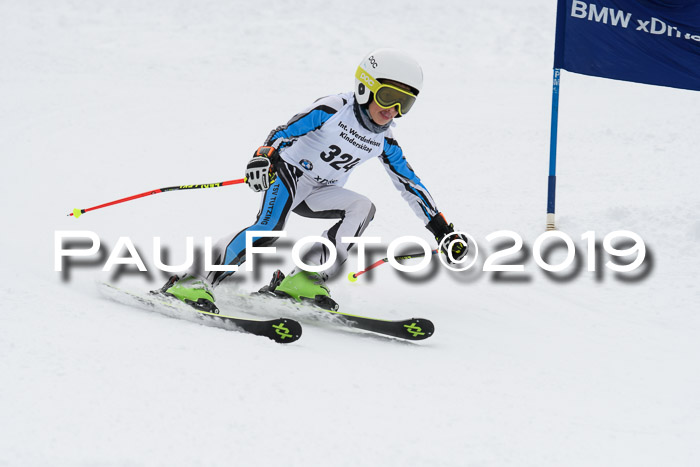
[245,146,279,192]
[426,213,469,264]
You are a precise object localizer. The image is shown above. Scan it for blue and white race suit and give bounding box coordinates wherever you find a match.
[208,92,440,285]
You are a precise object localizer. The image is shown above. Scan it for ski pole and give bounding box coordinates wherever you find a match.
[68,178,246,218]
[348,249,439,282]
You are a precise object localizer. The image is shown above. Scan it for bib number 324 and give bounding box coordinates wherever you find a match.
[320,145,361,172]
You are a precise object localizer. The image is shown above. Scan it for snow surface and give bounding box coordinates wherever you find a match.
[2,1,699,466]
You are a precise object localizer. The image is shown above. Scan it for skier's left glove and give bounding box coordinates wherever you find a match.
[245,146,279,192]
[426,213,469,264]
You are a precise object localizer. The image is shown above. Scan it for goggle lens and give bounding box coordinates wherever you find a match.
[374,85,416,115]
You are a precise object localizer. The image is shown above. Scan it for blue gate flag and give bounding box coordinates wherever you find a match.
[554,0,700,91]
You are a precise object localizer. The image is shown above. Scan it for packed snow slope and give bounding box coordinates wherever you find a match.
[1,1,699,466]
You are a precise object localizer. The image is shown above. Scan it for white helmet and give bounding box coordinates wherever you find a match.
[354,48,423,107]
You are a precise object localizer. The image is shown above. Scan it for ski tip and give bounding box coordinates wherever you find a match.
[402,318,435,340]
[269,318,303,344]
[348,272,358,282]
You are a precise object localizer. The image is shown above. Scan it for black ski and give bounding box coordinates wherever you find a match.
[100,283,302,344]
[185,310,302,344]
[249,291,433,341]
[312,308,434,341]
[251,270,434,341]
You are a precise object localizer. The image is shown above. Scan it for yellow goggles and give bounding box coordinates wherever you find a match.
[355,67,417,116]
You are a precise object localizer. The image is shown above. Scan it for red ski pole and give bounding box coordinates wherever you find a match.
[68,178,246,218]
[348,249,439,282]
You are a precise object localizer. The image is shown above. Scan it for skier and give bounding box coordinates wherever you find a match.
[158,48,468,312]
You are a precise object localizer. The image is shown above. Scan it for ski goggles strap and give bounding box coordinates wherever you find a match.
[355,67,417,116]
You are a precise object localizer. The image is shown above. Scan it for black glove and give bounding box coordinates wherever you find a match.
[245,146,279,192]
[426,213,469,264]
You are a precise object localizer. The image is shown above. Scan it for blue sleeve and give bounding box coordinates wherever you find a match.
[381,137,439,223]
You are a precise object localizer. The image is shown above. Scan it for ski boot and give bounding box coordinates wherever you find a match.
[259,269,339,311]
[154,274,218,313]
